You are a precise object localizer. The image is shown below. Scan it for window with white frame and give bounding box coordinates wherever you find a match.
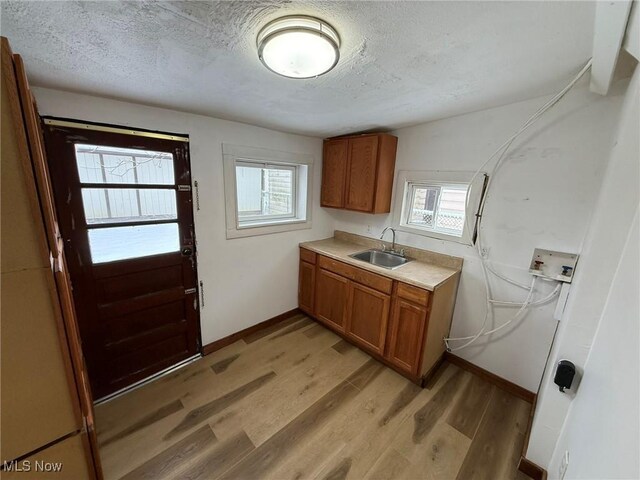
[223,144,313,238]
[394,171,487,244]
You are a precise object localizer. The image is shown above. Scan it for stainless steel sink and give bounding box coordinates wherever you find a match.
[349,249,412,270]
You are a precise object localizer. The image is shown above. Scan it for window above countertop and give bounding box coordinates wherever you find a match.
[393,170,487,245]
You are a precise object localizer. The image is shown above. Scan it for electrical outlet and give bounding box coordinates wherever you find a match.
[366,225,372,234]
[559,450,569,479]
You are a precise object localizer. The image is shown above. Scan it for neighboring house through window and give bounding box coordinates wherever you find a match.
[223,144,313,238]
[394,170,487,244]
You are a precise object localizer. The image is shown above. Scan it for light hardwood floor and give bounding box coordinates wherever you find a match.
[95,314,533,480]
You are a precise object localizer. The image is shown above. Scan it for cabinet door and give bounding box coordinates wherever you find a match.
[346,282,390,355]
[298,260,315,315]
[386,299,428,375]
[345,135,379,212]
[321,139,348,208]
[315,269,348,332]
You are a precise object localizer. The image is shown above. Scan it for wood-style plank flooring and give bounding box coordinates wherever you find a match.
[95,314,533,480]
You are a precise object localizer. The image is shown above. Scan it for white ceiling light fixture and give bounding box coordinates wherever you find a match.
[257,15,341,79]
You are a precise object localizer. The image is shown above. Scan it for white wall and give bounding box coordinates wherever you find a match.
[33,73,632,401]
[528,65,640,473]
[329,77,628,392]
[33,87,333,345]
[549,210,639,480]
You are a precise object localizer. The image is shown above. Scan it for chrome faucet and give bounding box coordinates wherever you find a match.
[380,227,402,255]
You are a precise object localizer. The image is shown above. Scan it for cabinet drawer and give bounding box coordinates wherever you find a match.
[318,255,392,294]
[300,247,317,264]
[397,282,430,306]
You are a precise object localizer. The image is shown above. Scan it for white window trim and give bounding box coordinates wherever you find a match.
[223,144,313,239]
[393,170,487,245]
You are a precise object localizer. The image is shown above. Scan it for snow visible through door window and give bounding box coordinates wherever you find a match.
[88,223,180,264]
[74,144,180,263]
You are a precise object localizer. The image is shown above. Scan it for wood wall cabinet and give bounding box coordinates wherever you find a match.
[1,37,101,477]
[321,133,398,213]
[320,139,348,208]
[299,247,459,385]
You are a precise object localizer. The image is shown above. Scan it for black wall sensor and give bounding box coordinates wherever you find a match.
[554,360,576,392]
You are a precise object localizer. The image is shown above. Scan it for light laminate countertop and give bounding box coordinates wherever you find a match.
[300,236,461,291]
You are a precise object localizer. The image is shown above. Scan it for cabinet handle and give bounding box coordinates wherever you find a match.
[199,280,205,309]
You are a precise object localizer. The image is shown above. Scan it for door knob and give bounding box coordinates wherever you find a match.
[182,247,193,256]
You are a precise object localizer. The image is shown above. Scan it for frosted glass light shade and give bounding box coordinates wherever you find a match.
[257,16,340,79]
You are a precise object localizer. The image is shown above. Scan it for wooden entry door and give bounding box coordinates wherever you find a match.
[42,122,201,399]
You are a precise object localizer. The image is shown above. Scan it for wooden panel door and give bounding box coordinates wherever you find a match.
[43,124,201,399]
[344,135,379,211]
[321,139,348,208]
[315,269,348,332]
[346,282,390,355]
[298,260,315,315]
[386,299,428,375]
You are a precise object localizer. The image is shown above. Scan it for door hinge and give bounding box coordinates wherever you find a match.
[52,255,61,273]
[178,185,191,191]
[185,287,197,294]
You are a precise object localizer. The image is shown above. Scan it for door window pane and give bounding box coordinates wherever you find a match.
[88,223,180,264]
[74,144,175,185]
[81,188,177,225]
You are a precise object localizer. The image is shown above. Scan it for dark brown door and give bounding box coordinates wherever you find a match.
[42,122,200,399]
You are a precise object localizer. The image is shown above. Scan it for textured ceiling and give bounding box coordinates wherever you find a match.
[1,1,595,137]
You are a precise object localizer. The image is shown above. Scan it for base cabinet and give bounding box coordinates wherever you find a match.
[298,261,315,315]
[346,282,390,355]
[315,269,349,332]
[386,299,428,375]
[300,248,459,385]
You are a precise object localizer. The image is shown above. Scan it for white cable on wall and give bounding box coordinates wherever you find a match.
[444,59,593,352]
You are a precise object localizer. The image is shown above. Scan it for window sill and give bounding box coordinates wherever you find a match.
[227,218,312,239]
[396,223,471,245]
